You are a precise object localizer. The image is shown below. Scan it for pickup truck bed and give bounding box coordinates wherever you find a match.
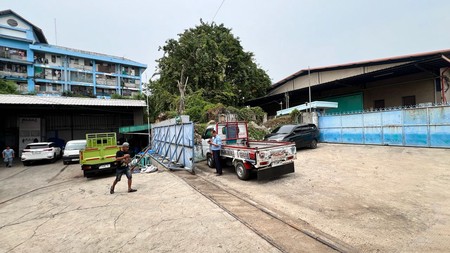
[203,122,296,180]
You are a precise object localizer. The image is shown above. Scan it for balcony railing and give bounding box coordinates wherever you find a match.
[71,76,93,83]
[124,82,138,88]
[0,50,27,61]
[96,77,117,86]
[0,70,27,78]
[69,64,92,71]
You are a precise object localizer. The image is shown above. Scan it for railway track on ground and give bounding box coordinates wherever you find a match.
[174,165,356,253]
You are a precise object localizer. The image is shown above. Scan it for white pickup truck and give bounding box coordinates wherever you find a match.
[202,122,296,180]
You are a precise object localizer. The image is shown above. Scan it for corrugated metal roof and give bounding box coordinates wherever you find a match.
[30,44,147,68]
[0,94,146,107]
[271,48,450,90]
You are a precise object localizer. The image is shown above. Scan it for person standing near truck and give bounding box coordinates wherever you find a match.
[208,130,222,176]
[2,145,14,167]
[110,142,137,194]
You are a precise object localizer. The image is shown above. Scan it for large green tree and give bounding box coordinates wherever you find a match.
[149,20,271,116]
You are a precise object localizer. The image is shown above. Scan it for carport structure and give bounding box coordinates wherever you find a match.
[0,94,146,154]
[248,49,450,116]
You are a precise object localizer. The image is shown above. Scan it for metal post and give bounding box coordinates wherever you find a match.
[146,92,151,145]
[308,66,312,112]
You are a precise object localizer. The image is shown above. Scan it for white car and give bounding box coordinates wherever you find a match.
[21,142,62,166]
[62,140,86,165]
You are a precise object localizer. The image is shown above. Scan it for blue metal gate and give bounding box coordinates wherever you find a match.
[150,116,195,171]
[319,105,450,148]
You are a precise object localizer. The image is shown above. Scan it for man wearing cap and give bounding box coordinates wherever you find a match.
[110,142,137,194]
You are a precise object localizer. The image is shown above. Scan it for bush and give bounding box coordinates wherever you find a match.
[263,115,294,131]
[205,103,226,121]
[0,80,19,94]
[238,106,265,124]
[247,124,269,140]
[185,106,204,122]
[111,94,123,99]
[132,93,145,100]
[290,109,301,123]
[62,91,74,97]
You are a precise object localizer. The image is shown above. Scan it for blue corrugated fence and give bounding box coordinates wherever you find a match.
[319,105,450,148]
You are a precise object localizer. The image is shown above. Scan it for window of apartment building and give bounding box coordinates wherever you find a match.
[51,55,56,63]
[374,99,385,109]
[39,85,46,92]
[402,96,416,106]
[0,46,27,60]
[74,58,79,65]
[122,89,132,96]
[84,59,93,66]
[52,84,58,91]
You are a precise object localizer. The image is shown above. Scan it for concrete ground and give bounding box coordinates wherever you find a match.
[1,143,449,252]
[199,143,450,252]
[0,160,280,253]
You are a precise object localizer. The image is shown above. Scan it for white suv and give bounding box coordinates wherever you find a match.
[21,142,62,166]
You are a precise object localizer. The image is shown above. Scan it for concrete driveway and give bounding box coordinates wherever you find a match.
[1,143,449,252]
[198,143,450,252]
[0,160,280,253]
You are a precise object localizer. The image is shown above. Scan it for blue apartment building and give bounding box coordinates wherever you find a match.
[0,10,149,154]
[0,9,146,98]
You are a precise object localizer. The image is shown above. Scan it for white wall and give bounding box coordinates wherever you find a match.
[0,27,26,39]
[0,14,32,30]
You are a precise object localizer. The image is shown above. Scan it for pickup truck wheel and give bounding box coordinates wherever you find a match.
[310,139,318,149]
[207,154,215,168]
[83,171,93,178]
[235,161,250,180]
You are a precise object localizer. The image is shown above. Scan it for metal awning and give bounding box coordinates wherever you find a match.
[119,124,151,134]
[276,101,338,116]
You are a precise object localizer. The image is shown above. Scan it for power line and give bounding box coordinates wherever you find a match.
[212,0,225,22]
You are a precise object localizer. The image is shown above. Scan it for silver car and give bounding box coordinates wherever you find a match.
[62,140,86,165]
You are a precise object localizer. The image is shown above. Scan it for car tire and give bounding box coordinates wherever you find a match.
[207,153,215,168]
[310,139,318,149]
[63,161,68,165]
[23,161,30,166]
[51,153,57,163]
[235,161,250,180]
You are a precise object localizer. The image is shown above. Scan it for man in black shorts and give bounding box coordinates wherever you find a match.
[110,142,137,194]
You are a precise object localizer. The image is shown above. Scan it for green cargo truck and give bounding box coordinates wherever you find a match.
[80,132,120,178]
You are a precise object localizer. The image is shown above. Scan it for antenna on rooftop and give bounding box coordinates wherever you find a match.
[54,18,58,45]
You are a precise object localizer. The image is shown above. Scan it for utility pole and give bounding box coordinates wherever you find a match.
[308,66,311,112]
[54,18,58,45]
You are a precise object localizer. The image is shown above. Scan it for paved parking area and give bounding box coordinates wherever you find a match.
[1,143,449,252]
[200,143,450,252]
[0,161,280,253]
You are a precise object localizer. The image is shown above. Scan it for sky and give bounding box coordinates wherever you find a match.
[5,0,450,84]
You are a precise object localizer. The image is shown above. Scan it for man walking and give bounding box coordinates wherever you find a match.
[110,142,137,194]
[208,130,222,176]
[2,146,15,167]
